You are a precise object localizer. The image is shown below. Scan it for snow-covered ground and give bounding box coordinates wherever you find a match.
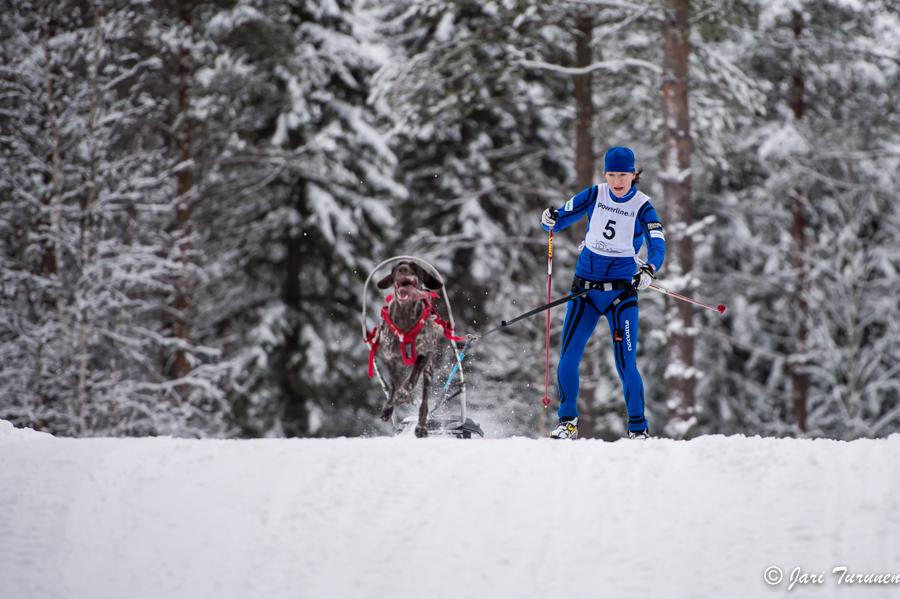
[1,419,899,599]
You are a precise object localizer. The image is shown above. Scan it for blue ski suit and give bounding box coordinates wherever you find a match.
[543,183,666,432]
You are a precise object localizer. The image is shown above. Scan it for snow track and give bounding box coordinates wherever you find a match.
[1,428,899,598]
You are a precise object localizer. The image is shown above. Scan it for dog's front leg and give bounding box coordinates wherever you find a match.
[415,357,435,438]
[397,358,425,405]
[415,364,433,438]
[380,363,402,422]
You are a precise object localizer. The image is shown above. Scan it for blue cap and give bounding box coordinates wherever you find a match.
[604,147,635,173]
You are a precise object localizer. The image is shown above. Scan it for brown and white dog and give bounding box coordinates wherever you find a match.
[374,262,447,437]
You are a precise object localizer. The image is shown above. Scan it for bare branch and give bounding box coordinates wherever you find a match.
[699,326,787,363]
[561,0,662,10]
[519,57,662,76]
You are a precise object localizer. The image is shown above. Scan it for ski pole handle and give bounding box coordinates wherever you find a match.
[547,209,557,274]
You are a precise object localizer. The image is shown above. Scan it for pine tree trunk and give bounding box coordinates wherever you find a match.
[42,0,75,428]
[41,0,67,336]
[791,193,808,432]
[173,3,196,381]
[661,0,696,438]
[790,9,808,433]
[77,0,102,426]
[279,185,309,436]
[572,13,596,437]
[574,14,594,193]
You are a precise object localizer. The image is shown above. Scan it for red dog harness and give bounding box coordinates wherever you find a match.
[367,292,464,377]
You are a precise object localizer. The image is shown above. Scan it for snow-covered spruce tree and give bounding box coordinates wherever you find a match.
[694,0,900,438]
[0,1,227,436]
[176,0,401,437]
[369,0,584,435]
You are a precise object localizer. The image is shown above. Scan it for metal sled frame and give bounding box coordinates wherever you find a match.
[362,256,482,438]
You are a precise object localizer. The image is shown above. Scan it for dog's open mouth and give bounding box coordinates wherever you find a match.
[394,276,426,302]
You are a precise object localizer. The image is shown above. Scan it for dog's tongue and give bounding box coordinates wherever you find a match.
[396,285,428,302]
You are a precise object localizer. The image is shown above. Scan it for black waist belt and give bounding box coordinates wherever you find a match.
[571,277,632,292]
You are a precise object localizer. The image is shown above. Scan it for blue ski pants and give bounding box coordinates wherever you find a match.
[556,287,648,432]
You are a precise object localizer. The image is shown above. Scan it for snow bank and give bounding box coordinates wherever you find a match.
[0,419,54,441]
[1,431,899,599]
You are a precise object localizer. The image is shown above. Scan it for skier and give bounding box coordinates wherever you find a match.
[541,147,666,440]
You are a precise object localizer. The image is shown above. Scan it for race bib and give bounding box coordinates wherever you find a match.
[583,184,649,257]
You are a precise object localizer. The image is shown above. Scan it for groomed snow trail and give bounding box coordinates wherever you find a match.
[1,424,899,599]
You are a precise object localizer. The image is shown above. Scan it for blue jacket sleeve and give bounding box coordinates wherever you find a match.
[541,186,597,233]
[637,203,666,273]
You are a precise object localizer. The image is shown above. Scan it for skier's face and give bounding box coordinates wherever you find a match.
[605,172,636,197]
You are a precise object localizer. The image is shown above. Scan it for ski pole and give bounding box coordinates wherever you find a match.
[478,287,593,338]
[647,284,726,315]
[632,258,727,315]
[542,210,556,408]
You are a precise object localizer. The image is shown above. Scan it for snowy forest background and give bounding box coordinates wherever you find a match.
[1,0,899,441]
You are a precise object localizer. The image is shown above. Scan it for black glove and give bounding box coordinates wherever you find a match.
[541,208,558,228]
[631,264,656,290]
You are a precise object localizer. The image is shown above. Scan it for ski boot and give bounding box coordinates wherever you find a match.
[549,417,578,440]
[628,429,650,440]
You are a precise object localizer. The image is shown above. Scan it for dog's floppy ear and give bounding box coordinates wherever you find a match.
[409,263,443,289]
[376,268,395,290]
[421,269,443,290]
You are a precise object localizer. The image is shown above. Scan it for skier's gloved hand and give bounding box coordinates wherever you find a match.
[541,208,558,228]
[631,264,656,291]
